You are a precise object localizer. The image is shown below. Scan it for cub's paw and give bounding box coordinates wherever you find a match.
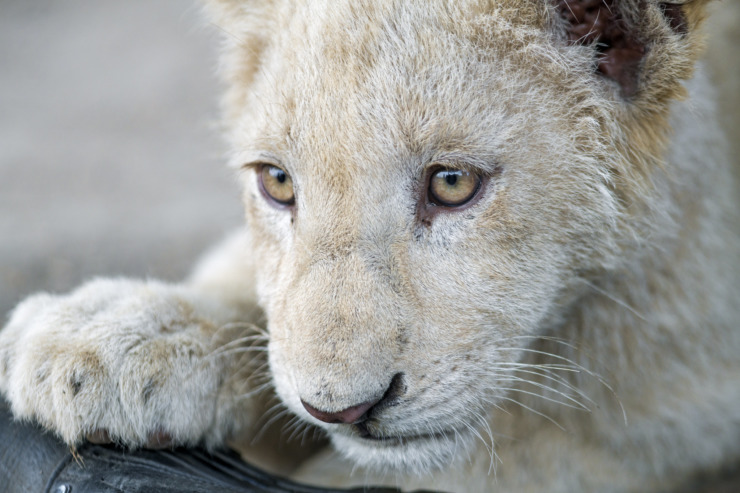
[0,278,259,449]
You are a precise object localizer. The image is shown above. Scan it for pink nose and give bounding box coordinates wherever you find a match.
[301,398,379,424]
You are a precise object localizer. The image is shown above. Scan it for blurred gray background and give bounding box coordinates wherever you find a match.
[0,0,243,317]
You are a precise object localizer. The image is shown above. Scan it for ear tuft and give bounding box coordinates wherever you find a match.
[659,2,688,35]
[556,1,696,98]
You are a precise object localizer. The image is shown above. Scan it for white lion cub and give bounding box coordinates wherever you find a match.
[1,1,739,492]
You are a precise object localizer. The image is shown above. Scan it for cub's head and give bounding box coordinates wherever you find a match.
[207,0,711,473]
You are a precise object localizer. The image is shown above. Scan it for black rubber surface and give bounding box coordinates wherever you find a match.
[0,399,433,493]
[4,397,740,492]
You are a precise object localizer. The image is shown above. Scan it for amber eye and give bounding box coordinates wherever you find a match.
[259,164,295,206]
[428,168,481,207]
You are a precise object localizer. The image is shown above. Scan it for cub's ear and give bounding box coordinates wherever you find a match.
[553,0,713,100]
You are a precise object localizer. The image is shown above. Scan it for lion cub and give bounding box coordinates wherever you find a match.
[1,1,738,492]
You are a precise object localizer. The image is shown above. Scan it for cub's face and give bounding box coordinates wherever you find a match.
[215,0,683,474]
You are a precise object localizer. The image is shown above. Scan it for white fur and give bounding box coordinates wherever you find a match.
[1,1,738,491]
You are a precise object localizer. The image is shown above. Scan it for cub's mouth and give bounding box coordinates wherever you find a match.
[294,368,479,470]
[353,421,459,446]
[300,371,468,451]
[329,416,475,473]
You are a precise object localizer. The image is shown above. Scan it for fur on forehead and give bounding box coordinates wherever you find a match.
[204,0,551,124]
[206,0,714,126]
[207,1,586,154]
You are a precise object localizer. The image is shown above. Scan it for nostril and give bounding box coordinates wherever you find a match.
[300,372,406,424]
[379,372,406,407]
[301,398,378,424]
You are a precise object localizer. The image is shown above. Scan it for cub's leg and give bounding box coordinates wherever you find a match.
[0,229,266,450]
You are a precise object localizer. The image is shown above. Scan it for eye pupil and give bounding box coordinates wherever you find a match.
[445,172,458,186]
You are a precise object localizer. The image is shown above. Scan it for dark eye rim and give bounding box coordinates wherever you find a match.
[257,163,296,208]
[426,166,484,208]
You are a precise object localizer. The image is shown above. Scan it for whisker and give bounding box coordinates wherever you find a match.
[234,380,274,400]
[578,278,647,322]
[503,367,598,408]
[210,346,270,359]
[492,361,581,372]
[488,369,595,409]
[472,411,500,475]
[251,402,291,444]
[494,396,567,432]
[495,386,590,412]
[490,347,590,369]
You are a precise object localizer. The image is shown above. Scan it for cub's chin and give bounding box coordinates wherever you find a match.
[329,426,476,474]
